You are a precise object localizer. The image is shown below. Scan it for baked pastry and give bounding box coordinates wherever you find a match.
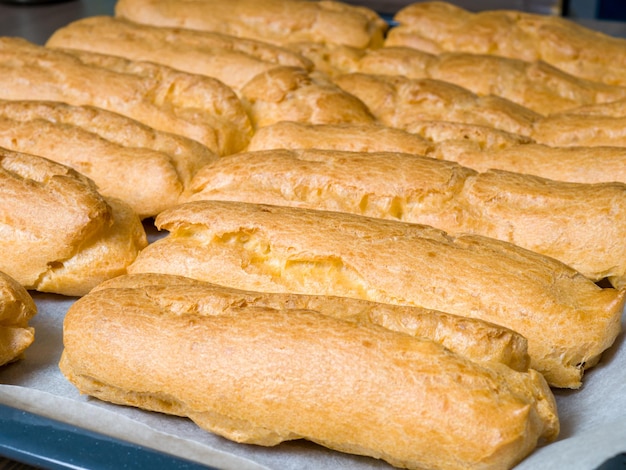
[0,271,36,367]
[0,37,251,155]
[114,0,388,49]
[61,275,558,470]
[531,97,626,147]
[182,148,626,286]
[348,47,626,115]
[0,100,218,219]
[247,121,433,154]
[403,119,533,148]
[0,148,148,296]
[332,73,541,136]
[433,140,626,185]
[246,121,626,185]
[239,67,375,129]
[128,200,626,388]
[94,273,531,371]
[285,41,366,76]
[386,1,626,86]
[563,96,626,117]
[289,42,626,115]
[46,16,313,92]
[532,113,626,147]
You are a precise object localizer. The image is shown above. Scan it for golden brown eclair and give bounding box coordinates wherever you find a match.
[46,15,313,92]
[247,121,433,155]
[385,1,626,86]
[61,275,558,470]
[128,200,625,388]
[114,0,388,49]
[332,73,542,136]
[94,273,531,371]
[0,100,218,219]
[0,271,36,367]
[0,148,147,296]
[290,43,626,115]
[240,67,375,129]
[183,148,626,286]
[532,110,626,148]
[247,121,626,186]
[0,37,252,156]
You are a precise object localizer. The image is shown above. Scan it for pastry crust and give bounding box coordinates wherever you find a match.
[532,104,626,147]
[349,47,626,115]
[246,121,626,185]
[247,121,433,154]
[386,1,626,86]
[128,200,626,388]
[0,148,147,296]
[94,273,531,371]
[0,271,36,367]
[61,277,558,470]
[114,0,388,49]
[240,67,375,129]
[46,16,313,92]
[332,73,541,136]
[434,141,626,186]
[0,100,218,219]
[404,119,533,148]
[183,148,626,285]
[0,37,252,155]
[289,42,626,115]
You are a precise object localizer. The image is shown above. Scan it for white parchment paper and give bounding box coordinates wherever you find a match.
[0,291,624,469]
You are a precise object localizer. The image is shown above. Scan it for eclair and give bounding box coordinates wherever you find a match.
[128,200,625,388]
[385,1,626,86]
[183,147,626,286]
[332,73,542,136]
[247,121,626,185]
[0,37,252,155]
[94,273,531,371]
[0,148,147,296]
[290,43,626,115]
[0,100,217,219]
[0,271,36,367]
[115,0,388,49]
[61,274,558,470]
[46,15,313,92]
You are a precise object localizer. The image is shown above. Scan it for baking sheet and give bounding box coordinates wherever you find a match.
[0,281,625,470]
